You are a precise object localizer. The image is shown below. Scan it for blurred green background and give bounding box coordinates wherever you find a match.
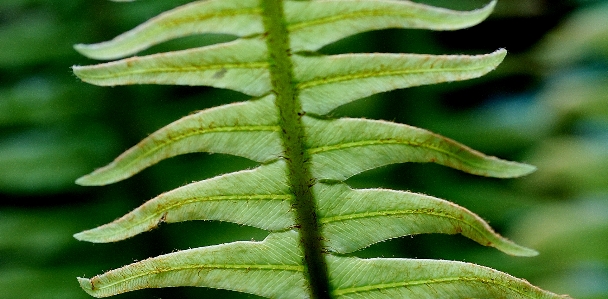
[1,0,607,298]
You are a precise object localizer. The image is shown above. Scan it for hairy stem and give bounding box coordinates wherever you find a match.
[260,1,331,298]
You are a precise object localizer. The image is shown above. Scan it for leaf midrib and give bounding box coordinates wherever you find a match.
[113,125,279,173]
[90,7,263,49]
[79,62,269,80]
[288,9,440,32]
[319,208,494,249]
[321,208,471,226]
[296,64,490,90]
[155,8,261,28]
[308,138,495,172]
[332,276,535,298]
[91,263,304,291]
[260,1,332,298]
[86,194,294,239]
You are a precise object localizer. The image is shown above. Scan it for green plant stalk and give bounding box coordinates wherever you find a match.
[260,1,331,298]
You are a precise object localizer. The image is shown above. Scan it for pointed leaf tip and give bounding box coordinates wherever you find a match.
[487,0,498,14]
[517,246,539,257]
[482,158,536,179]
[73,43,88,55]
[75,174,94,186]
[509,161,537,177]
[73,231,84,241]
[495,47,508,60]
[73,230,97,243]
[77,277,96,297]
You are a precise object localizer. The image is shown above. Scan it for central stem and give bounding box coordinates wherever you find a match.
[260,1,331,298]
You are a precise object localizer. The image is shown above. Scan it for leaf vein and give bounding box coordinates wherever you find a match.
[137,194,292,227]
[296,65,488,90]
[92,263,304,291]
[332,276,535,297]
[81,62,269,80]
[308,139,493,171]
[158,8,261,29]
[117,125,280,174]
[320,208,463,225]
[288,10,422,32]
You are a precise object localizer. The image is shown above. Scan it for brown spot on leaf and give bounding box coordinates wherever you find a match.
[212,68,227,79]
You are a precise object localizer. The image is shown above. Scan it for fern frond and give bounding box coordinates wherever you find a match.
[73,0,571,298]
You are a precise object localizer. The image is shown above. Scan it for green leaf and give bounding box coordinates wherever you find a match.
[295,49,507,115]
[316,182,537,256]
[328,256,572,298]
[75,0,263,60]
[77,231,307,299]
[72,38,271,96]
[77,95,281,186]
[305,117,535,181]
[286,0,496,52]
[75,161,294,243]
